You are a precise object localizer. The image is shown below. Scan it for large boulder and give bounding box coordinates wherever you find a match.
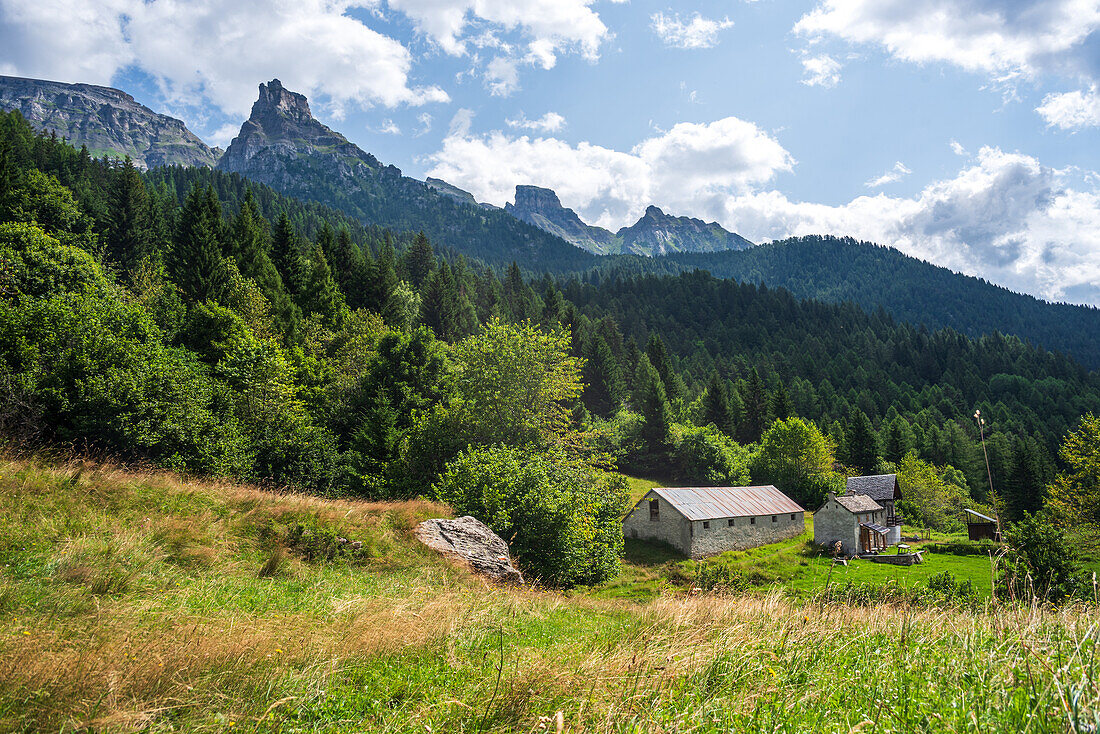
[415,516,523,583]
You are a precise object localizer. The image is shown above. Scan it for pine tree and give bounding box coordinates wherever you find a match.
[739,368,769,443]
[646,333,686,404]
[1004,438,1045,521]
[328,227,370,308]
[420,261,476,341]
[403,231,436,289]
[770,382,794,420]
[634,354,672,458]
[298,243,346,327]
[846,409,881,474]
[229,191,299,331]
[701,371,738,437]
[883,415,914,462]
[271,212,304,295]
[105,157,155,270]
[503,262,536,322]
[170,185,227,303]
[582,332,624,418]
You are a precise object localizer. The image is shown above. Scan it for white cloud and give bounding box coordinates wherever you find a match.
[387,0,610,61]
[415,112,433,136]
[0,0,449,127]
[800,53,842,88]
[506,111,566,133]
[426,115,793,229]
[864,161,911,188]
[1037,86,1100,129]
[378,119,402,134]
[485,56,521,96]
[650,12,734,50]
[950,140,969,156]
[794,0,1100,87]
[430,120,1100,304]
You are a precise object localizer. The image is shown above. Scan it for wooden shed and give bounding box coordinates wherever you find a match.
[964,508,1001,542]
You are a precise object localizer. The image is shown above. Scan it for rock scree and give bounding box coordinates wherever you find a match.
[415,516,523,583]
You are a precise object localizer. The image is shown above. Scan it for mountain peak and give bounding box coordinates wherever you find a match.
[506,184,618,254]
[252,79,312,124]
[220,79,382,173]
[644,205,664,217]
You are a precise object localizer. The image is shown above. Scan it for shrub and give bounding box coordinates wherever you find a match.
[673,423,751,485]
[434,445,628,587]
[996,512,1082,604]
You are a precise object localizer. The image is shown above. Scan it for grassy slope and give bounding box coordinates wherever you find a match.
[1,460,1098,732]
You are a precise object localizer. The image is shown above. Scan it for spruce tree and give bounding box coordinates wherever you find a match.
[420,261,476,341]
[582,332,624,418]
[770,382,794,420]
[739,368,769,443]
[298,243,346,327]
[846,409,881,474]
[106,157,155,270]
[634,354,673,458]
[403,231,436,288]
[1004,438,1045,521]
[646,333,686,404]
[271,212,304,295]
[701,371,738,437]
[329,227,370,308]
[883,416,914,462]
[170,185,227,303]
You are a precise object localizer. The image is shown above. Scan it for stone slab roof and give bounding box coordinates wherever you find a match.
[834,494,884,514]
[845,474,901,501]
[650,486,805,521]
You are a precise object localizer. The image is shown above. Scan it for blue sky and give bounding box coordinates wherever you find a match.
[2,0,1100,305]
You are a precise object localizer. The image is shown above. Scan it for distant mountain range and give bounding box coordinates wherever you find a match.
[0,75,220,169]
[4,74,1100,369]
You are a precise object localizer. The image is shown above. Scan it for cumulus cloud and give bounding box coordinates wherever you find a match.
[794,0,1100,87]
[1037,86,1100,129]
[388,0,610,61]
[0,0,449,125]
[865,161,911,188]
[800,54,842,88]
[506,111,566,133]
[429,119,1100,304]
[427,115,793,229]
[650,12,734,50]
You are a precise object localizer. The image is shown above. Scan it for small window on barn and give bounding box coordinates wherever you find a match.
[771,515,777,523]
[703,521,710,530]
[728,518,735,527]
[649,499,659,521]
[790,513,796,521]
[750,517,756,525]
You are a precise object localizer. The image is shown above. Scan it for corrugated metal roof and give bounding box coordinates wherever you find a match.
[834,494,884,513]
[965,508,997,523]
[650,486,805,521]
[861,522,888,534]
[846,474,901,501]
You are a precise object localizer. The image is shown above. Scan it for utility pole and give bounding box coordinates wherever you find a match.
[974,409,1001,538]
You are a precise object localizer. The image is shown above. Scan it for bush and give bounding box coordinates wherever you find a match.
[434,445,628,587]
[673,423,751,485]
[996,512,1082,604]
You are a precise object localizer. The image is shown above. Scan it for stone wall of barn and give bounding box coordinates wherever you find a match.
[813,500,861,556]
[685,511,805,559]
[622,491,693,555]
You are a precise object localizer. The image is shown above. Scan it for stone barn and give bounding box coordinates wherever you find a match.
[622,486,806,559]
[813,492,891,556]
[845,474,903,545]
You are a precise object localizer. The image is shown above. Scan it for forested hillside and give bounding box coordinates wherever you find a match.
[659,236,1100,369]
[4,109,1100,586]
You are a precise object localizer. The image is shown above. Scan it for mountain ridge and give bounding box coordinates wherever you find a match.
[0,74,220,169]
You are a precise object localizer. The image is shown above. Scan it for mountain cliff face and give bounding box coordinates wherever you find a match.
[425,177,479,207]
[0,75,219,169]
[217,80,598,271]
[617,206,753,256]
[505,185,619,255]
[499,184,753,256]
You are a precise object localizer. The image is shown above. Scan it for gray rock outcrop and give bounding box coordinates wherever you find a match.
[415,516,523,583]
[616,205,754,256]
[0,75,220,169]
[505,185,620,255]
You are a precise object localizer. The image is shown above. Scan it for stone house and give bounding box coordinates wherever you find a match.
[813,492,890,556]
[622,486,806,559]
[846,474,903,545]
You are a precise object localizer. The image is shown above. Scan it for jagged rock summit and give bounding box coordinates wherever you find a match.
[415,516,523,583]
[0,74,219,169]
[500,184,755,256]
[505,185,619,255]
[218,79,383,174]
[617,205,753,256]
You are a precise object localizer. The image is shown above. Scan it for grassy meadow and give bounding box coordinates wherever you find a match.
[1,459,1099,732]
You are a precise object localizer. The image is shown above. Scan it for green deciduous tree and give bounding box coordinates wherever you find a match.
[752,417,841,509]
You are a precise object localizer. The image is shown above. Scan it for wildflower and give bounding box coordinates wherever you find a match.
[22,630,30,636]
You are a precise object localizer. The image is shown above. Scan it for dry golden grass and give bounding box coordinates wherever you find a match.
[0,457,1097,732]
